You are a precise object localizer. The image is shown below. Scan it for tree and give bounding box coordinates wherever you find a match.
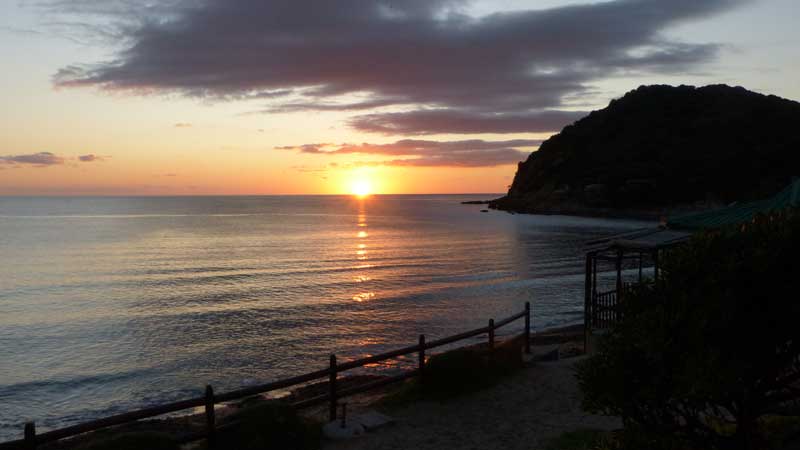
[577,210,800,450]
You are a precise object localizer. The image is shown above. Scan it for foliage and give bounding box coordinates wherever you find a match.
[577,210,800,450]
[213,400,321,450]
[421,336,524,399]
[497,84,800,213]
[379,336,525,406]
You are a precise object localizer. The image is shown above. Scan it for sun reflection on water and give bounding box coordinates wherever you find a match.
[352,205,375,302]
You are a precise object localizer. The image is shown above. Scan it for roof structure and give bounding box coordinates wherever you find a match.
[585,179,799,253]
[586,228,692,253]
[667,178,800,231]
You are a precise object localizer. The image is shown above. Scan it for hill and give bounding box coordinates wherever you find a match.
[490,85,800,217]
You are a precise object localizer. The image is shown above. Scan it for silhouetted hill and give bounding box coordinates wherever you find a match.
[491,85,800,217]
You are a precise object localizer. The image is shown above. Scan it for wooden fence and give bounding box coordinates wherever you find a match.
[0,302,531,450]
[591,289,619,329]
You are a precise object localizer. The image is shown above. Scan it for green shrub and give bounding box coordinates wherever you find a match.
[577,210,800,450]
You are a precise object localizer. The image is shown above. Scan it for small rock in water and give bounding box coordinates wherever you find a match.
[481,209,489,213]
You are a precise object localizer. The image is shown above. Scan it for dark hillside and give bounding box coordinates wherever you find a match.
[492,85,800,216]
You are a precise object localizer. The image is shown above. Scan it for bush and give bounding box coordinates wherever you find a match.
[544,429,619,450]
[379,336,525,406]
[76,431,179,450]
[422,336,523,399]
[577,210,800,450]
[214,400,321,450]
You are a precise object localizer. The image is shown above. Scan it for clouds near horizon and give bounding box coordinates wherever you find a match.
[278,139,538,167]
[1,152,64,166]
[46,0,747,136]
[78,154,104,162]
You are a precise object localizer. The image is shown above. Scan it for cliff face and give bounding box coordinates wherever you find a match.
[491,85,800,217]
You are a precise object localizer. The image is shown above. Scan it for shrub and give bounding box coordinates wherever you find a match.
[421,337,523,399]
[577,210,800,450]
[76,431,179,450]
[214,400,321,450]
[544,429,619,450]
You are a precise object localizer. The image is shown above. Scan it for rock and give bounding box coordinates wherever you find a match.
[353,410,395,431]
[323,420,365,440]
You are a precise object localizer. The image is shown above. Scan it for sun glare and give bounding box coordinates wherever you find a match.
[351,179,373,197]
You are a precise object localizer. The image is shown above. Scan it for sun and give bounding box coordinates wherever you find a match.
[351,179,373,198]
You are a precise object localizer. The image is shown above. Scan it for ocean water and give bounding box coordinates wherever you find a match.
[0,195,650,439]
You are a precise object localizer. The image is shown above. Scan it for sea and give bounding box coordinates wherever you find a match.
[0,195,651,440]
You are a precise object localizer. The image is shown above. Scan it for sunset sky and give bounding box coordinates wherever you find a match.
[1,0,798,195]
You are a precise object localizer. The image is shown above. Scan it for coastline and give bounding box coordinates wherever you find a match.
[34,324,587,449]
[485,195,725,222]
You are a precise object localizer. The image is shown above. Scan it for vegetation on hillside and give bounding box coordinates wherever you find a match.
[493,85,800,215]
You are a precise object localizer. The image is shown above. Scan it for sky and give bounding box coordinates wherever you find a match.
[0,0,798,195]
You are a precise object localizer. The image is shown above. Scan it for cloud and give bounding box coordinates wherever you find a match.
[0,152,64,166]
[78,154,104,162]
[349,110,587,135]
[174,122,192,128]
[46,0,745,135]
[279,139,539,167]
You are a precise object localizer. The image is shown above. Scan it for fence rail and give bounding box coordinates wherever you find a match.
[0,302,532,450]
[591,290,619,329]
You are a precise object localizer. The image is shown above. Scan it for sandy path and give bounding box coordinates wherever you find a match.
[324,356,620,450]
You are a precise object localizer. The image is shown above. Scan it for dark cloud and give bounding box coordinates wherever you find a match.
[47,0,745,134]
[0,152,65,166]
[78,154,103,162]
[279,139,538,167]
[349,110,587,135]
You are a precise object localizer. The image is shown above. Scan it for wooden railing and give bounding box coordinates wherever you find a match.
[0,302,531,450]
[591,290,619,329]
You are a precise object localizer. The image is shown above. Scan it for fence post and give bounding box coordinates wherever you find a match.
[204,385,216,448]
[24,422,36,450]
[329,354,338,422]
[418,334,426,381]
[615,249,623,295]
[524,302,531,354]
[584,252,592,353]
[488,319,495,349]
